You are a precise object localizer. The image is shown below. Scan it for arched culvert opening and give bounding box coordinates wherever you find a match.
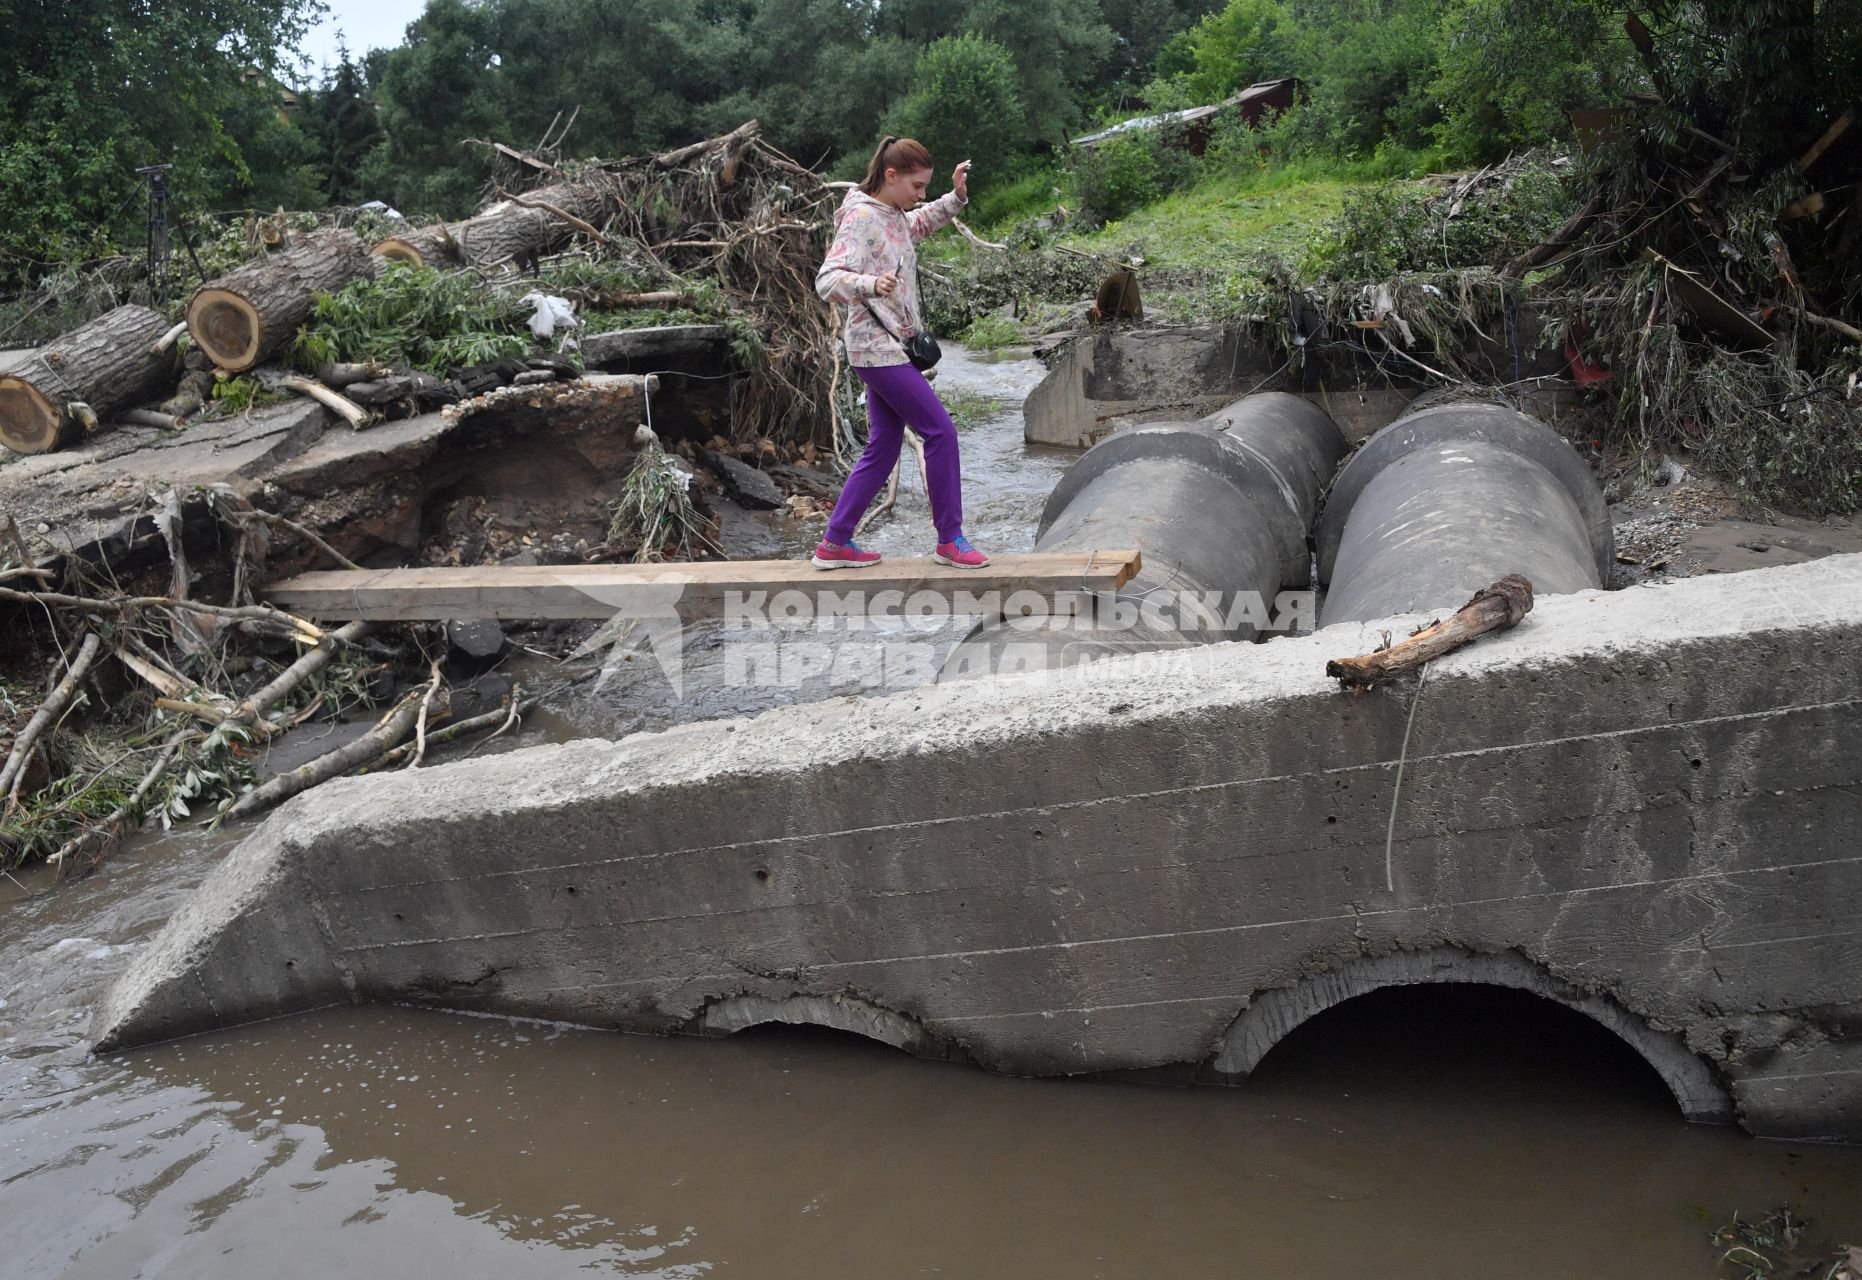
[693,993,962,1062]
[1206,950,1734,1125]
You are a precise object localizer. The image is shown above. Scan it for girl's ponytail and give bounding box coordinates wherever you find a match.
[857,135,933,195]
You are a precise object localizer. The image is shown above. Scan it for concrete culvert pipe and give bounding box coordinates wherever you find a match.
[940,392,1345,680]
[1317,401,1611,627]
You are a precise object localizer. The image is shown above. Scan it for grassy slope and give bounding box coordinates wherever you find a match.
[947,158,1429,331]
[1058,168,1365,272]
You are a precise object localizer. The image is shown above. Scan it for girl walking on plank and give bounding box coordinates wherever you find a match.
[812,136,989,569]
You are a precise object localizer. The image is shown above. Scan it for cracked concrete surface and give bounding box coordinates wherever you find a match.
[92,553,1862,1139]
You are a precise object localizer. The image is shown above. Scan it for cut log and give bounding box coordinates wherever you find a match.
[1326,575,1534,688]
[372,176,612,270]
[371,223,464,269]
[0,306,180,454]
[186,229,377,373]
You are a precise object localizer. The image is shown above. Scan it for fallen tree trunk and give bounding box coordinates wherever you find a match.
[372,176,612,269]
[370,223,464,270]
[186,230,377,372]
[225,687,428,821]
[0,306,179,454]
[1326,575,1535,688]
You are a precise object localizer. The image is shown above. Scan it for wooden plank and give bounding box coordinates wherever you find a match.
[266,551,1143,622]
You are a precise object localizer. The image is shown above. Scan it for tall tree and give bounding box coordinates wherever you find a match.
[965,0,1117,144]
[0,0,326,288]
[886,34,1028,186]
[305,42,385,205]
[360,0,750,216]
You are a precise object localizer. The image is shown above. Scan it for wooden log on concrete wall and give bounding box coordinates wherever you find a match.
[0,305,179,454]
[371,177,612,270]
[186,230,377,373]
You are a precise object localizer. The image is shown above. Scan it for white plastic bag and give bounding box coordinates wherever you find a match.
[519,292,578,341]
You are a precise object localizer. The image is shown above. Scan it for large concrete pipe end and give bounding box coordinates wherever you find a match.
[1318,401,1611,627]
[941,395,1345,680]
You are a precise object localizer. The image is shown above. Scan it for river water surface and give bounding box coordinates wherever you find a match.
[4,348,1859,1278]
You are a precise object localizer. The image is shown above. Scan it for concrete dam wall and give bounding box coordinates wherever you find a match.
[95,552,1862,1140]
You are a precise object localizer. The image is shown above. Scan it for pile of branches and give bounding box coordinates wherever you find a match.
[1505,14,1861,514]
[577,121,855,460]
[463,120,851,459]
[0,494,531,878]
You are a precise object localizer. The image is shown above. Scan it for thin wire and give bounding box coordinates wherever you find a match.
[1383,660,1431,894]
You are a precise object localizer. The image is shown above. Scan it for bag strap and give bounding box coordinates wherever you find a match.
[861,298,902,339]
[863,295,921,344]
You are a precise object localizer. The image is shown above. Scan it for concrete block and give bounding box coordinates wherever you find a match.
[92,554,1862,1139]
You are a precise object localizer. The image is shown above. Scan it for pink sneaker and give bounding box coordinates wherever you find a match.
[812,538,882,569]
[933,534,990,568]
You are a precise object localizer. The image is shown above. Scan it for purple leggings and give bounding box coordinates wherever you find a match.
[825,362,964,545]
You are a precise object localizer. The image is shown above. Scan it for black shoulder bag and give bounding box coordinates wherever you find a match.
[862,269,941,372]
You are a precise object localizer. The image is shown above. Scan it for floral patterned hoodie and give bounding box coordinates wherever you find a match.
[815,185,967,367]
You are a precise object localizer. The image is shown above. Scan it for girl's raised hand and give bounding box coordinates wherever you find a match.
[953,160,971,201]
[873,271,900,297]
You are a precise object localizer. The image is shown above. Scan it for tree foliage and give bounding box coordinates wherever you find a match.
[886,35,1027,190]
[0,0,325,289]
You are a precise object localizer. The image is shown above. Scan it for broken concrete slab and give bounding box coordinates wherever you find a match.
[94,552,1862,1140]
[0,399,331,571]
[0,375,658,577]
[1024,325,1263,448]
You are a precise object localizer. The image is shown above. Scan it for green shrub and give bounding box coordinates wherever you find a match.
[957,312,1025,351]
[886,35,1028,198]
[1302,157,1574,277]
[1430,0,1641,164]
[1145,0,1298,108]
[1074,126,1200,223]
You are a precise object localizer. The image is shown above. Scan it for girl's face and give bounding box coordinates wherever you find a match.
[880,165,932,210]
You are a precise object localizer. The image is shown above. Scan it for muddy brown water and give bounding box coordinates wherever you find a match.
[5,350,1860,1277]
[7,826,1862,1278]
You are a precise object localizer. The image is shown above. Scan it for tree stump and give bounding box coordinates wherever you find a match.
[185,229,377,372]
[0,306,179,454]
